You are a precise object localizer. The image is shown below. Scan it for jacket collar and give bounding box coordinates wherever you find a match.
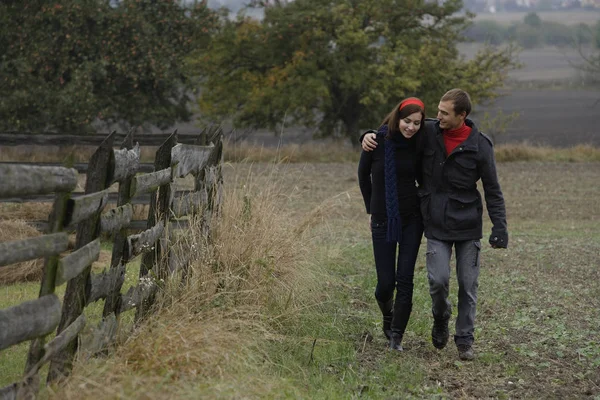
[434,118,480,155]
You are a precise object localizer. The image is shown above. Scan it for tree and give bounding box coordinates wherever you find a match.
[572,21,600,88]
[523,12,541,28]
[0,0,218,133]
[191,0,519,143]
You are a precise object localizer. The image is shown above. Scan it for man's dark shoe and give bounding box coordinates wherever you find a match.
[431,318,449,349]
[389,333,403,352]
[457,344,475,361]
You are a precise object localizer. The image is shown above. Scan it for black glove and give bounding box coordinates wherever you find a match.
[489,231,508,248]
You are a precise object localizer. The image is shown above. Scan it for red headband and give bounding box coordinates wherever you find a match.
[399,98,425,111]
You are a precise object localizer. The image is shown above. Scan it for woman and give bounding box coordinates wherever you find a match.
[357,97,425,351]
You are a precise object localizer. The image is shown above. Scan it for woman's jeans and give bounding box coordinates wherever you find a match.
[371,215,424,305]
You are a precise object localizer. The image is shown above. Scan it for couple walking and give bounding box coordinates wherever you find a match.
[358,88,508,360]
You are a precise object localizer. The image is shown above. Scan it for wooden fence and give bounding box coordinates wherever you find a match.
[0,129,223,399]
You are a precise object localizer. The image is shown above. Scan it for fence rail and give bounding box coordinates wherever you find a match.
[0,162,155,174]
[0,128,223,399]
[0,131,220,147]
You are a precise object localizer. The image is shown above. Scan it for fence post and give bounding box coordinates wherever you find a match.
[47,132,115,383]
[20,170,72,397]
[213,132,224,218]
[194,127,224,238]
[102,131,135,320]
[136,131,177,321]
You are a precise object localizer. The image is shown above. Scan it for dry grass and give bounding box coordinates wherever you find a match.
[0,203,53,221]
[49,162,332,399]
[0,220,44,284]
[495,143,600,162]
[223,140,359,163]
[2,140,599,167]
[223,141,600,163]
[0,145,96,163]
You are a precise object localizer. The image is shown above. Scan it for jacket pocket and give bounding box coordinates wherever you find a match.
[370,219,387,240]
[445,193,481,231]
[446,156,478,189]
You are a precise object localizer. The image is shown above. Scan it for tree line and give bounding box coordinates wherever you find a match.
[1,0,524,143]
[464,12,600,49]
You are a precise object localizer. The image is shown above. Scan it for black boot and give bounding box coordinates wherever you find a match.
[377,298,394,340]
[431,316,450,350]
[389,302,412,351]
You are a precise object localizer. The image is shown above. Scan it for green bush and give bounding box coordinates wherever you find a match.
[514,24,542,48]
[523,12,542,27]
[574,23,594,45]
[541,21,575,47]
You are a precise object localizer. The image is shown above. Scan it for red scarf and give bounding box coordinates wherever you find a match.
[443,123,471,155]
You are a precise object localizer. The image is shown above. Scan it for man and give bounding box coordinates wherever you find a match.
[361,88,508,360]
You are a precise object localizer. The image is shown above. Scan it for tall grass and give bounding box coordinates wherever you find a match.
[494,143,600,162]
[2,140,599,164]
[48,162,331,399]
[224,142,600,163]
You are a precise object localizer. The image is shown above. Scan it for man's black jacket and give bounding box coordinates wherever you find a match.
[417,118,508,247]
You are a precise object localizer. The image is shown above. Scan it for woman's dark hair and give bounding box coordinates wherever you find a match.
[380,100,425,139]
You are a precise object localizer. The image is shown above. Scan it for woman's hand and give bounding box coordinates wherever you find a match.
[362,133,378,152]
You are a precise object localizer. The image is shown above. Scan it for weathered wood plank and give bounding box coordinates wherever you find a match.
[87,264,126,305]
[123,221,165,263]
[129,219,189,231]
[104,132,136,319]
[28,216,190,233]
[138,132,177,321]
[119,280,158,314]
[84,313,117,355]
[55,239,101,287]
[0,190,195,205]
[0,132,202,146]
[129,168,172,198]
[23,315,86,380]
[0,161,154,174]
[100,204,133,234]
[0,294,61,351]
[171,144,214,178]
[0,164,77,199]
[111,144,140,184]
[171,191,206,218]
[64,189,110,228]
[23,190,70,384]
[0,233,69,268]
[48,132,115,383]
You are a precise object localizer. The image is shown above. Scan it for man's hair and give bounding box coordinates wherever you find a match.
[441,88,472,117]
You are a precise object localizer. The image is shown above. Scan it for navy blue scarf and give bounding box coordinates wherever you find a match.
[377,125,410,243]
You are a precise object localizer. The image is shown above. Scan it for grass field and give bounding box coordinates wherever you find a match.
[2,159,598,398]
